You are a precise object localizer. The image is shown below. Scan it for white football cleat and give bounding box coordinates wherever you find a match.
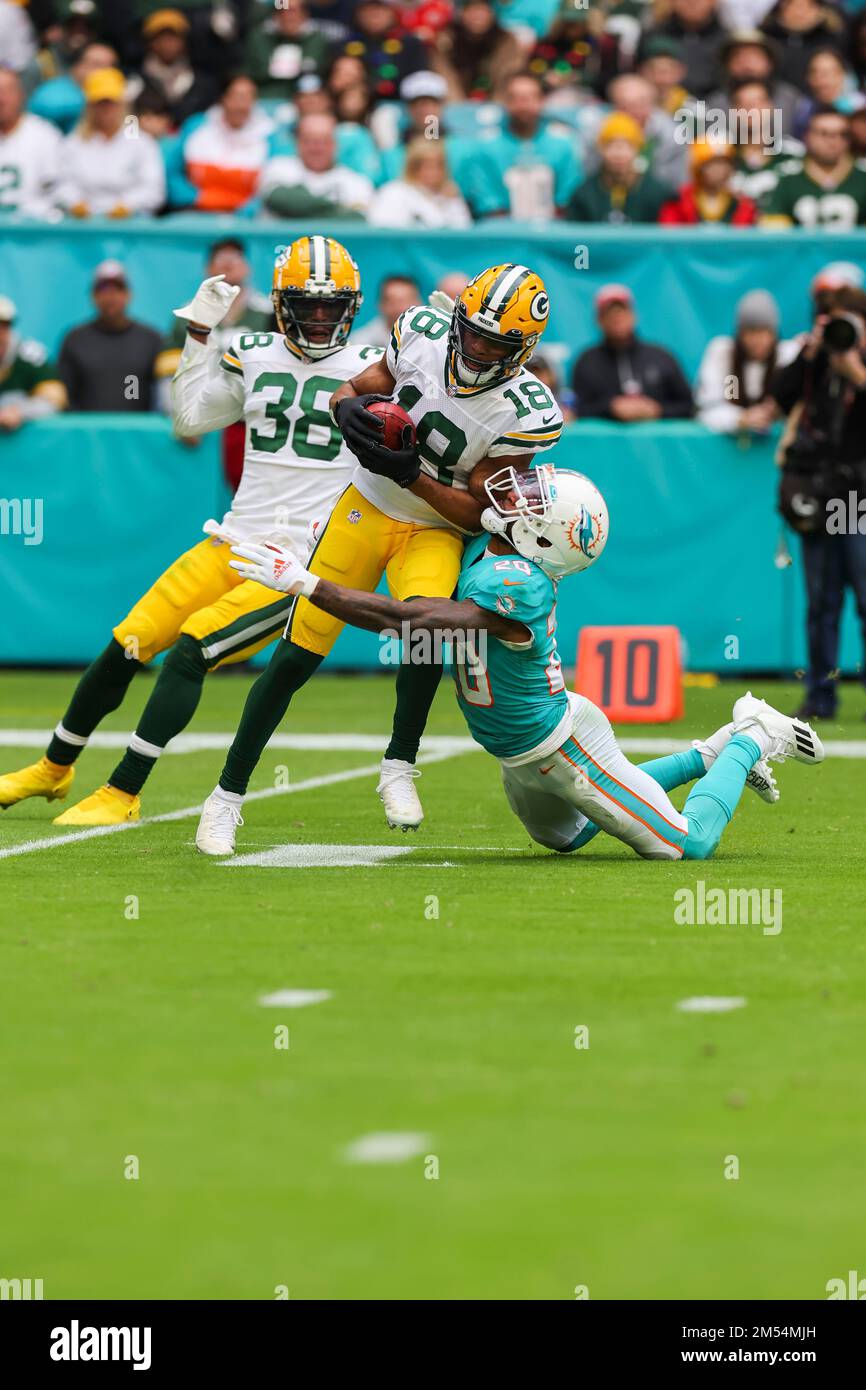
[693,727,779,804]
[196,789,244,856]
[732,691,825,766]
[377,757,423,831]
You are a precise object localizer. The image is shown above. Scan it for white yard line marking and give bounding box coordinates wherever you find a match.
[4,728,866,756]
[258,989,332,1008]
[228,843,413,869]
[676,996,747,1014]
[0,730,476,755]
[0,748,468,862]
[342,1132,431,1165]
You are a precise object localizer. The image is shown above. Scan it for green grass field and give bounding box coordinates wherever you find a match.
[1,669,864,1301]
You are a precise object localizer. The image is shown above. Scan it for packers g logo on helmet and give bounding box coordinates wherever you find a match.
[447,264,551,395]
[272,235,362,360]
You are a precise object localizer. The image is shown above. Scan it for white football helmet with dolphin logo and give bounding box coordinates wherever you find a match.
[481,463,609,579]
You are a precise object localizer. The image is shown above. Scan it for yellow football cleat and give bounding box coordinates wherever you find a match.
[0,756,75,809]
[53,785,141,826]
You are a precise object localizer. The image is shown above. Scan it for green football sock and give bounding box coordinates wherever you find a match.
[384,650,443,764]
[109,635,209,796]
[46,638,141,765]
[220,639,322,796]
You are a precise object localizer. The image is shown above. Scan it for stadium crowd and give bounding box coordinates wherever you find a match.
[2,0,866,227]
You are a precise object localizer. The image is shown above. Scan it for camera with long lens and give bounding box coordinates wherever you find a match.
[822,313,861,353]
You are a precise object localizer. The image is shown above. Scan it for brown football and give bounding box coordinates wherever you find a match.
[367,399,417,451]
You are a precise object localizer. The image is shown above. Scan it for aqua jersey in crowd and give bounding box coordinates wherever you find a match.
[467,125,581,219]
[454,534,568,760]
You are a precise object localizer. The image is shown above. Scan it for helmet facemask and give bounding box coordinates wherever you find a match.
[447,304,533,393]
[273,287,359,360]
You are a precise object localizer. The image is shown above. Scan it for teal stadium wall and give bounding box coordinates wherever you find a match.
[1,221,864,672]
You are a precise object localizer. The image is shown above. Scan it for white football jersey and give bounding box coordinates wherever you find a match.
[0,113,62,218]
[171,330,384,553]
[351,305,563,528]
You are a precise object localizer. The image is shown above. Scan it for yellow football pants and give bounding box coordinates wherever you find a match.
[288,484,464,656]
[113,537,294,668]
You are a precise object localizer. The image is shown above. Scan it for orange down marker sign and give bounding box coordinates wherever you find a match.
[575,626,684,723]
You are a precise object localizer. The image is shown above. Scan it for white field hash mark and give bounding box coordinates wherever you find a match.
[259,989,333,1008]
[343,1132,430,1164]
[676,996,747,1014]
[0,746,470,861]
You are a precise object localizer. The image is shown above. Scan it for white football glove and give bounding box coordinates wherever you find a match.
[229,540,320,597]
[174,274,241,330]
[428,290,455,316]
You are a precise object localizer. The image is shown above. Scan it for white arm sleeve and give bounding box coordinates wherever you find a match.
[170,334,245,437]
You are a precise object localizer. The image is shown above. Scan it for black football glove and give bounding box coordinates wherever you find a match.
[333,394,391,458]
[359,441,421,489]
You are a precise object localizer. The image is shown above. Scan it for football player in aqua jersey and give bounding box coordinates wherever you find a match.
[0,236,382,826]
[226,463,825,862]
[195,263,564,853]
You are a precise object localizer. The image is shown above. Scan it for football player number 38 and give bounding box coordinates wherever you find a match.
[249,369,343,461]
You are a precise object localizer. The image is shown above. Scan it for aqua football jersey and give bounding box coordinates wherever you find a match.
[453,535,569,760]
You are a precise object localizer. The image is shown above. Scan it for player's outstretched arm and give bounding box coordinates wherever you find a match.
[228,540,528,643]
[170,276,246,437]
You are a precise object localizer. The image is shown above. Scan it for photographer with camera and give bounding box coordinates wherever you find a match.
[772,286,866,721]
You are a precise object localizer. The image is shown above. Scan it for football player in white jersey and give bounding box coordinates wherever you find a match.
[195,262,564,854]
[0,236,380,825]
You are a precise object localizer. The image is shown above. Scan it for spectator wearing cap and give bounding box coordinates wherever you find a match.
[466,70,581,220]
[56,67,166,217]
[728,78,804,206]
[660,140,758,223]
[166,74,276,212]
[792,49,866,141]
[343,0,427,101]
[706,30,800,139]
[258,110,374,218]
[376,69,470,192]
[358,273,422,346]
[369,135,471,226]
[28,39,120,134]
[526,0,620,102]
[760,0,846,94]
[566,113,673,223]
[125,9,219,128]
[639,0,726,101]
[0,296,67,432]
[244,0,331,101]
[638,37,695,117]
[57,262,162,412]
[572,285,693,422]
[35,0,99,83]
[761,106,866,228]
[696,290,800,433]
[811,262,865,318]
[0,68,62,217]
[432,0,524,103]
[588,73,686,190]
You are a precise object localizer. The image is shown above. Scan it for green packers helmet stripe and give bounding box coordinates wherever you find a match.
[483,264,531,318]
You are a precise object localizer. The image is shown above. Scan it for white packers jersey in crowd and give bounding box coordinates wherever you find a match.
[0,112,62,218]
[351,304,564,529]
[171,330,384,554]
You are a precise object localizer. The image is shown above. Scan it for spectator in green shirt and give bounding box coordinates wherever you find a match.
[244,0,332,101]
[0,295,67,432]
[566,112,673,223]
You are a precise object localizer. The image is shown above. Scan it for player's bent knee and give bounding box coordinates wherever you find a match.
[164,633,211,679]
[681,822,720,861]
